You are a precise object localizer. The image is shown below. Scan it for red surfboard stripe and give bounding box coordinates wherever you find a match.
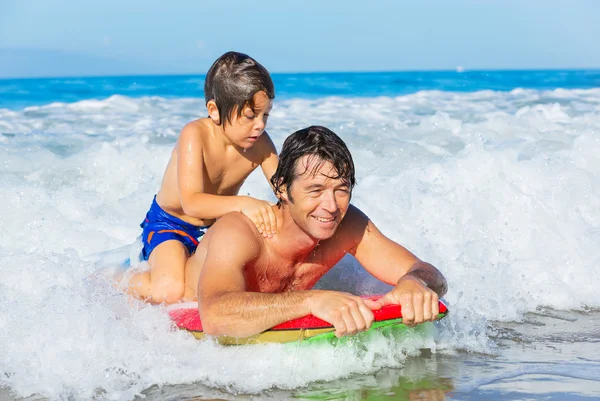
[168,295,448,333]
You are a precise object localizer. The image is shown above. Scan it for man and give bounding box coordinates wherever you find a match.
[183,126,448,338]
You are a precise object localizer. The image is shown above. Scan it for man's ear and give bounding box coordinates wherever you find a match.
[280,182,290,203]
[206,100,220,124]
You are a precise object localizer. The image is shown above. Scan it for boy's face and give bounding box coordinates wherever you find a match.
[225,91,273,149]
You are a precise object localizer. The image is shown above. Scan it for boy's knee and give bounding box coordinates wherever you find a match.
[150,278,185,304]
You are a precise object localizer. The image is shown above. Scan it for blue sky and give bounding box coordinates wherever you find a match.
[1,0,599,78]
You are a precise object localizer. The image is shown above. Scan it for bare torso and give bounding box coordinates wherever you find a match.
[156,118,267,226]
[243,250,332,293]
[182,208,360,301]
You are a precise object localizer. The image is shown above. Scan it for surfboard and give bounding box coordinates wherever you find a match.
[168,295,448,345]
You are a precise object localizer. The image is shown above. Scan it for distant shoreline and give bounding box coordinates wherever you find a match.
[2,68,600,82]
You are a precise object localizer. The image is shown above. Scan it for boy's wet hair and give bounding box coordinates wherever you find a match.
[204,51,275,127]
[271,126,356,203]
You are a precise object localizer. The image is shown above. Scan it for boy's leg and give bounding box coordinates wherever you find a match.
[182,247,206,302]
[126,240,188,304]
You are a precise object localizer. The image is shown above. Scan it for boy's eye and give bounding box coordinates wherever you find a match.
[245,114,255,119]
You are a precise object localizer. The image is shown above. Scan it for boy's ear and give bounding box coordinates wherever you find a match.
[206,100,220,124]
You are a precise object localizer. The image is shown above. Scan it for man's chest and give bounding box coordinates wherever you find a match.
[247,259,333,293]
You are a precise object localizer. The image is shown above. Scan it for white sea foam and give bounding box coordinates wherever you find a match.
[0,88,599,399]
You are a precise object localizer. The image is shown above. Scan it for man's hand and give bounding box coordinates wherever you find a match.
[307,291,382,338]
[374,275,440,326]
[240,197,277,238]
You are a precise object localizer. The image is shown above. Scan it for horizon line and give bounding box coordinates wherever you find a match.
[1,67,600,82]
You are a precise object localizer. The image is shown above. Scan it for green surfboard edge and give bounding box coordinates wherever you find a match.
[296,311,447,346]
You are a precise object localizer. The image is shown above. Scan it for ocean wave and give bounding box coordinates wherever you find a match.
[0,88,598,399]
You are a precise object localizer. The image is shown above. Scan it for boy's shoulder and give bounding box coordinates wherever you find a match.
[176,118,215,150]
[180,118,212,138]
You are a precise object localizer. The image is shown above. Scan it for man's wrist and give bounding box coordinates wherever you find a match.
[400,272,428,288]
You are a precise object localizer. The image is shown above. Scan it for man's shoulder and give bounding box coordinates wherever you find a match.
[320,204,370,252]
[337,204,369,234]
[209,212,263,251]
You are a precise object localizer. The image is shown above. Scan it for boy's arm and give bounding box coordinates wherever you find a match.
[238,131,278,237]
[257,132,279,191]
[176,123,261,220]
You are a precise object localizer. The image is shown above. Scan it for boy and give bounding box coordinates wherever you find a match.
[125,51,279,304]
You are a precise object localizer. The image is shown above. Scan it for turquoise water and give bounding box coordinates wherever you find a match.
[1,69,599,109]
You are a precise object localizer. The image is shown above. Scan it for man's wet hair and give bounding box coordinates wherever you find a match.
[271,126,356,203]
[204,51,275,127]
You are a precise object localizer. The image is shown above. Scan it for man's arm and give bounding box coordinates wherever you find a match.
[401,261,448,298]
[339,205,447,295]
[339,205,448,325]
[198,213,378,338]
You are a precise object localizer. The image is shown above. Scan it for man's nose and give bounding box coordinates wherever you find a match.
[321,190,338,213]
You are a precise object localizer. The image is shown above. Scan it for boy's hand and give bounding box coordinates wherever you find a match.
[240,197,277,238]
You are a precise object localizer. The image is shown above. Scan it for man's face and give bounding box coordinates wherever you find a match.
[284,155,352,241]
